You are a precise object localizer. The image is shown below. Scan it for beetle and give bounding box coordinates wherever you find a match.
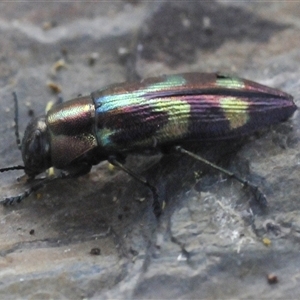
[0,73,297,216]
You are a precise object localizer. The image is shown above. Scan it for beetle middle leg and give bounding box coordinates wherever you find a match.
[174,145,267,206]
[108,156,161,217]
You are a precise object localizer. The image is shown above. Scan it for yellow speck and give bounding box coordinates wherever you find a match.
[47,81,62,94]
[108,163,115,172]
[47,167,55,177]
[262,237,271,247]
[45,100,56,113]
[51,59,67,74]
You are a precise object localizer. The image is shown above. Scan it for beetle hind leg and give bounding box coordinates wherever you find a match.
[174,145,268,207]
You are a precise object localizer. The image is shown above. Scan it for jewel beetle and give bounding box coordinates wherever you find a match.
[0,73,297,216]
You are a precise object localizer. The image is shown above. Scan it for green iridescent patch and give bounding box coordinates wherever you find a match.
[216,76,245,90]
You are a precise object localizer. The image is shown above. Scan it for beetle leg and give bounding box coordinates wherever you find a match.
[0,172,70,206]
[1,179,48,205]
[108,156,161,217]
[174,146,267,207]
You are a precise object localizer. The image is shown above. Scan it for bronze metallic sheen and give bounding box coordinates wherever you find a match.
[46,96,97,168]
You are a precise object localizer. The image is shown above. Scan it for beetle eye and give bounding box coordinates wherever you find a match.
[22,117,51,177]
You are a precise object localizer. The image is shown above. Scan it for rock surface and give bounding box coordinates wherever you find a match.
[0,2,299,299]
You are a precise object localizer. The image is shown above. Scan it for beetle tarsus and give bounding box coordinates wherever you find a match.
[2,181,43,205]
[3,192,28,205]
[244,182,268,206]
[1,176,61,206]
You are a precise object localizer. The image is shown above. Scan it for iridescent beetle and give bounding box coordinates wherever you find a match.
[0,73,297,216]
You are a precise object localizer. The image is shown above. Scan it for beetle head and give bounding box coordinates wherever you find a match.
[22,116,52,177]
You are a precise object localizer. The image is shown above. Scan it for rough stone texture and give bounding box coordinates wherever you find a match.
[0,1,299,299]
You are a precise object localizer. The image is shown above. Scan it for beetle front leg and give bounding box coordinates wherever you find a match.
[1,171,70,206]
[174,146,268,207]
[108,156,161,217]
[1,180,46,205]
[0,174,66,205]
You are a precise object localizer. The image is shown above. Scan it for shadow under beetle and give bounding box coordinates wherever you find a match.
[0,73,297,217]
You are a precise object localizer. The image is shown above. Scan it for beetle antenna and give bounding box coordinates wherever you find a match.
[13,92,22,150]
[0,165,25,173]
